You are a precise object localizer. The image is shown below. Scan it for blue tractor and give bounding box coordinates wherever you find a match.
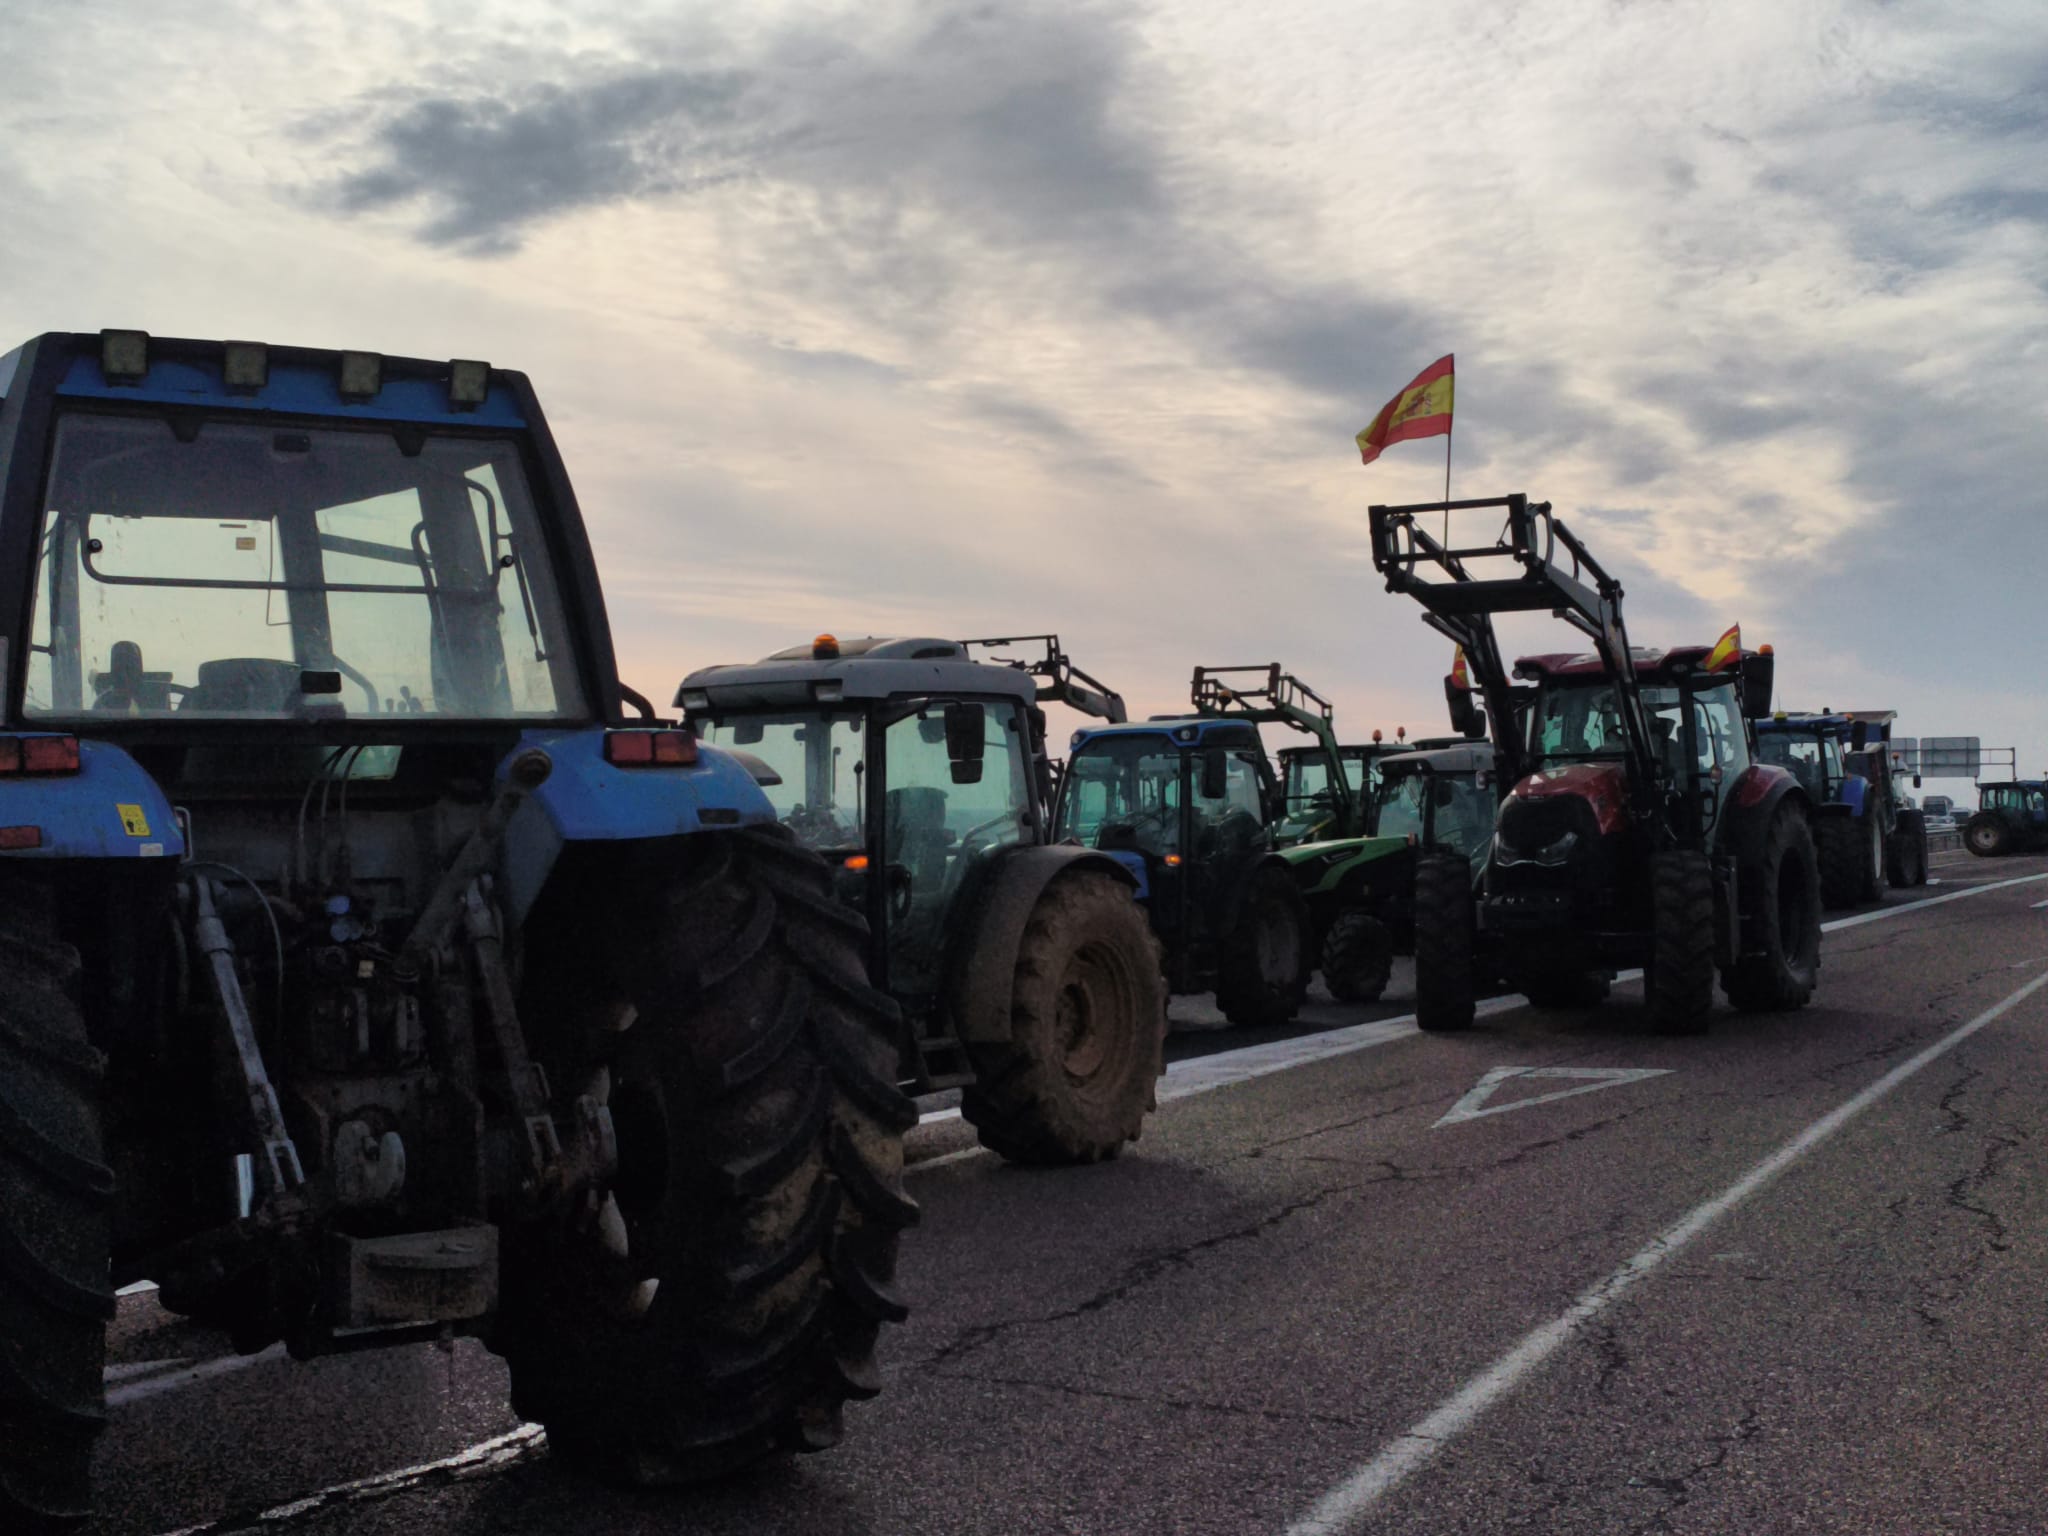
[1754,710,1928,905]
[0,332,912,1528]
[1053,713,1310,1026]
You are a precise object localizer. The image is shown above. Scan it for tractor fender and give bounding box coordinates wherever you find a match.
[1277,835,1411,903]
[945,844,1142,1045]
[1836,774,1869,818]
[0,739,186,862]
[1717,764,1809,868]
[499,729,778,925]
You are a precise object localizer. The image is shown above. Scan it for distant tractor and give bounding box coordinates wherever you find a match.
[1755,710,1928,904]
[1963,781,2048,856]
[1370,492,1823,1034]
[1055,705,1309,1027]
[1278,737,1502,1002]
[0,331,911,1529]
[680,634,1166,1164]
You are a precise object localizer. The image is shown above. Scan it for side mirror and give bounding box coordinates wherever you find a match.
[1913,774,1923,789]
[1739,651,1775,718]
[1445,676,1479,738]
[944,702,985,785]
[732,718,764,746]
[1200,749,1229,801]
[1850,721,1871,751]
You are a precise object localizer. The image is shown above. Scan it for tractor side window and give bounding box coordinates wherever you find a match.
[1692,685,1748,778]
[1375,772,1428,842]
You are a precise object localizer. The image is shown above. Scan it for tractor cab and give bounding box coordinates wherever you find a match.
[1371,739,1500,868]
[681,636,1045,1020]
[1278,736,1414,837]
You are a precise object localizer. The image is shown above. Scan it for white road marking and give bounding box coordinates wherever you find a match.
[1432,1066,1673,1128]
[2032,899,2048,910]
[117,1279,160,1297]
[103,1357,194,1385]
[1287,961,2048,1536]
[107,1344,285,1408]
[1819,871,2046,932]
[150,1424,547,1536]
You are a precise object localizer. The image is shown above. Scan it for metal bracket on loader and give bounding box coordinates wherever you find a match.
[960,634,1127,723]
[1367,493,1657,806]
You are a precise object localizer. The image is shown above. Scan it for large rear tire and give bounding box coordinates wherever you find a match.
[1320,909,1393,1004]
[1723,806,1823,1013]
[1214,865,1311,1029]
[962,871,1165,1165]
[1413,855,1476,1032]
[1963,813,2008,858]
[496,826,915,1483]
[0,876,115,1533]
[1814,815,1866,908]
[1646,850,1716,1035]
[1888,810,1929,888]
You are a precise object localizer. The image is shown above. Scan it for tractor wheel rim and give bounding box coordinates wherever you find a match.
[1056,941,1129,1080]
[1254,906,1300,984]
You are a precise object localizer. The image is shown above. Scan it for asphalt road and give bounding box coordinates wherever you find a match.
[92,850,2048,1536]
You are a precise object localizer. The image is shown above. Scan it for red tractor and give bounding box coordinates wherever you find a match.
[1369,494,1823,1034]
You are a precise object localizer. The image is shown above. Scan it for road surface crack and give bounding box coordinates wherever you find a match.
[918,1168,1403,1370]
[1622,1402,1763,1532]
[929,1367,1364,1428]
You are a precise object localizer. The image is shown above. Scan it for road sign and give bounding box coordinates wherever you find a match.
[1919,736,1981,778]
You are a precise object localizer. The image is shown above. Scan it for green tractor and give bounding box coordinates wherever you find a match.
[1277,737,1502,1002]
[1964,780,2048,856]
[679,634,1167,1164]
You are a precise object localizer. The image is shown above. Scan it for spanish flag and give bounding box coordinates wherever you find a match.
[1450,644,1470,691]
[1704,623,1741,672]
[1357,354,1454,466]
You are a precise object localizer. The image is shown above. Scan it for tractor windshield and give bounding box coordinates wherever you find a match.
[696,711,867,851]
[1757,729,1844,801]
[1283,752,1337,819]
[1375,767,1495,859]
[1056,737,1185,859]
[1530,679,1748,786]
[24,412,584,720]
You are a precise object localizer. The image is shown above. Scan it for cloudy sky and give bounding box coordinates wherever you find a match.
[3,0,2043,792]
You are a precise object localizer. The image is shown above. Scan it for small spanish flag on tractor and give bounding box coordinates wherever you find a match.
[1704,622,1742,672]
[1450,644,1470,691]
[1357,354,1454,466]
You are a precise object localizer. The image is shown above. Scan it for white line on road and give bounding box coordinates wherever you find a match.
[1432,1066,1673,1128]
[1286,960,2048,1536]
[107,1344,285,1408]
[151,1424,546,1536]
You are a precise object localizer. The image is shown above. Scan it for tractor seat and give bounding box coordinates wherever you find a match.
[92,640,177,712]
[178,658,306,715]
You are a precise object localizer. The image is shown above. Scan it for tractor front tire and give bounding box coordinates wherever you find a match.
[1723,806,1823,1013]
[0,877,115,1533]
[962,871,1165,1165]
[1963,813,2009,858]
[497,826,915,1484]
[1888,810,1929,888]
[1646,850,1716,1035]
[1413,855,1477,1032]
[1320,909,1393,1004]
[1214,865,1312,1029]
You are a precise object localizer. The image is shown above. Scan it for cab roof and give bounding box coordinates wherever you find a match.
[1071,718,1263,753]
[679,636,1039,710]
[1513,645,1748,679]
[1376,741,1497,776]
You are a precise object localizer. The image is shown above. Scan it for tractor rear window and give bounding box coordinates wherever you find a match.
[24,413,586,721]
